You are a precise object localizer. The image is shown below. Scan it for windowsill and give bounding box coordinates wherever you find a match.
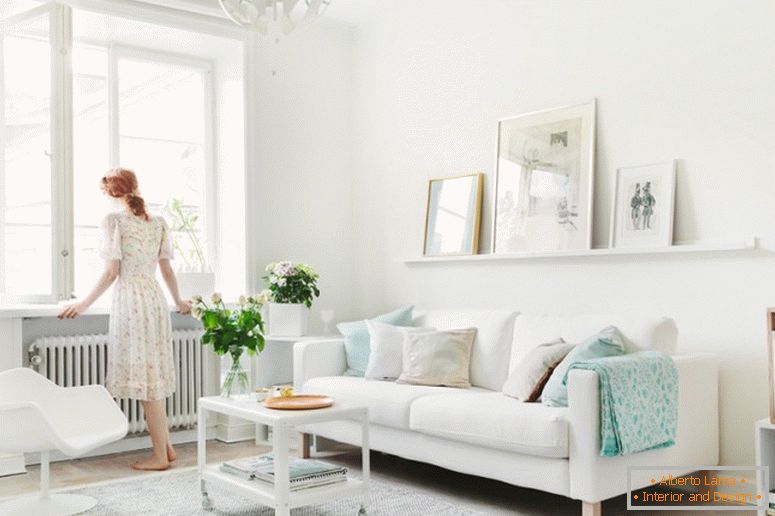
[0,303,186,319]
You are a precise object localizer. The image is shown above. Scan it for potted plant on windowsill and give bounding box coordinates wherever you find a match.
[192,293,266,398]
[261,261,320,337]
[164,198,214,300]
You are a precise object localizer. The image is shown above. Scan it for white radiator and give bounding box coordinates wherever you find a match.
[28,330,205,435]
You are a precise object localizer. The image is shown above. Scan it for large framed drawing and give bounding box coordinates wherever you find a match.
[493,101,596,254]
[610,161,676,249]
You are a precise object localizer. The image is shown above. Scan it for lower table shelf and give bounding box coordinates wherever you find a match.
[203,464,365,509]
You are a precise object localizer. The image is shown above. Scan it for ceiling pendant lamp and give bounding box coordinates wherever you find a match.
[218,0,331,36]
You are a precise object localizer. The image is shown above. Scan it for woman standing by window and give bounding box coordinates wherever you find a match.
[59,168,191,471]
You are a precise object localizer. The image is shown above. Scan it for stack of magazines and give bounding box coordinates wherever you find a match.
[220,454,348,491]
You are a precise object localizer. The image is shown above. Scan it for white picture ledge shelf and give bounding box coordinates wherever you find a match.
[400,238,763,264]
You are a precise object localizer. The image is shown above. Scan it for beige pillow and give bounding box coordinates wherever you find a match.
[502,339,573,402]
[397,328,477,388]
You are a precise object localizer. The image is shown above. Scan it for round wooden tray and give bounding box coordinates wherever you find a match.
[262,394,334,410]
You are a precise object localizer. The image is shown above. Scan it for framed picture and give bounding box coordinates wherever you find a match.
[423,173,484,256]
[492,100,596,254]
[610,161,676,248]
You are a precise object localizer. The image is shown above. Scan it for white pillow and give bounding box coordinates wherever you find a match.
[397,328,477,389]
[501,339,573,402]
[365,320,434,380]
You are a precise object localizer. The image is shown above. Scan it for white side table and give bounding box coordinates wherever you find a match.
[198,396,369,516]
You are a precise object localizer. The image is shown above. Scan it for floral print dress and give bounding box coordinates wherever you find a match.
[100,212,176,401]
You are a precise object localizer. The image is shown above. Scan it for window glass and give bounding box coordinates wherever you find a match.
[117,57,208,274]
[72,45,110,297]
[72,49,210,296]
[1,15,53,297]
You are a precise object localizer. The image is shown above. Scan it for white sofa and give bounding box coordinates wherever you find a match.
[293,310,719,515]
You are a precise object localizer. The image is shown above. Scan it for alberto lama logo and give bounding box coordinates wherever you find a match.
[628,466,767,510]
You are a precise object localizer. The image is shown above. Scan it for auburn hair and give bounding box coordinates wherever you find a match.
[101,168,149,221]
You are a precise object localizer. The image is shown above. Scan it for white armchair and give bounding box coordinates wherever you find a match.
[0,367,128,516]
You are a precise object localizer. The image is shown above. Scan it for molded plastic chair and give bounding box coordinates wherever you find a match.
[0,367,128,516]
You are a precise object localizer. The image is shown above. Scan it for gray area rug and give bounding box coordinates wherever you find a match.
[70,468,488,515]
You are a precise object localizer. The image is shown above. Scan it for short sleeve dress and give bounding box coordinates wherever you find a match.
[100,212,176,401]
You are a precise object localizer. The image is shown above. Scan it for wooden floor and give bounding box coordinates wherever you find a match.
[0,440,270,499]
[0,440,751,516]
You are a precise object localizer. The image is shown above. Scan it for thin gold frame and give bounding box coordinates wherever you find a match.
[423,173,484,257]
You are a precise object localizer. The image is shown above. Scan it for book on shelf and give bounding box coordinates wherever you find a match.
[220,454,348,491]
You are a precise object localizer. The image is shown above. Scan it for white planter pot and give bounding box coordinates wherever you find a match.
[177,272,215,301]
[268,303,308,337]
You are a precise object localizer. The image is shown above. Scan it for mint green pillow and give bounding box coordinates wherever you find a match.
[337,306,414,377]
[541,326,626,407]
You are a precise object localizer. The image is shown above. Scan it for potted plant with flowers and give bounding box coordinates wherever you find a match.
[261,261,320,336]
[192,292,268,398]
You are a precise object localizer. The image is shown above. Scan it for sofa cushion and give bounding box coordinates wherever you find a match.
[302,376,486,430]
[410,392,569,458]
[337,305,414,377]
[365,321,435,380]
[541,326,626,407]
[509,313,678,372]
[397,328,477,388]
[501,339,573,402]
[413,310,518,391]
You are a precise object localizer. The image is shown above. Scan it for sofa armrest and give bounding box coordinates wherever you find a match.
[567,353,719,503]
[293,339,347,390]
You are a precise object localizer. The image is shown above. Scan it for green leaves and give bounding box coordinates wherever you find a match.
[163,197,208,272]
[192,295,266,357]
[262,262,321,309]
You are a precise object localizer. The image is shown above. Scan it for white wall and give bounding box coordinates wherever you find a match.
[349,0,775,464]
[214,47,246,301]
[250,21,356,330]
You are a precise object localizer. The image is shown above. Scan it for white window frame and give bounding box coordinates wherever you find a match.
[0,3,71,303]
[105,44,218,276]
[0,0,246,303]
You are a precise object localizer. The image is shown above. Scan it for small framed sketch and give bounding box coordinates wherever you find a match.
[610,161,676,248]
[423,173,484,256]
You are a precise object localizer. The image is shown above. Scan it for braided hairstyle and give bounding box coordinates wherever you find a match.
[101,168,149,221]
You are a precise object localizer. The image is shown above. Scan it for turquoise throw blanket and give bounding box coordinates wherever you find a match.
[566,351,678,457]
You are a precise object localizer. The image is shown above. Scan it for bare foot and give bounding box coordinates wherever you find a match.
[167,443,177,462]
[131,456,170,471]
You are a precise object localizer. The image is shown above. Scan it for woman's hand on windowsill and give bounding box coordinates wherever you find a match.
[57,302,89,320]
[175,299,192,315]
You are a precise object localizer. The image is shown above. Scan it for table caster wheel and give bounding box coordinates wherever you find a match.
[358,507,367,515]
[202,495,214,511]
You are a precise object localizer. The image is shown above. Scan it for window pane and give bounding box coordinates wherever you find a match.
[118,58,208,273]
[118,59,205,144]
[72,51,210,296]
[72,45,110,297]
[1,16,53,297]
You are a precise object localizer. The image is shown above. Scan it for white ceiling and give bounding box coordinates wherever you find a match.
[324,0,383,25]
[136,0,382,26]
[2,0,382,30]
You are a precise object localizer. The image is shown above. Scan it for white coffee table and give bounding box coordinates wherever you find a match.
[197,396,369,515]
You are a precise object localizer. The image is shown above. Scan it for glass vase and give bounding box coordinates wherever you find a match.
[221,350,250,399]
